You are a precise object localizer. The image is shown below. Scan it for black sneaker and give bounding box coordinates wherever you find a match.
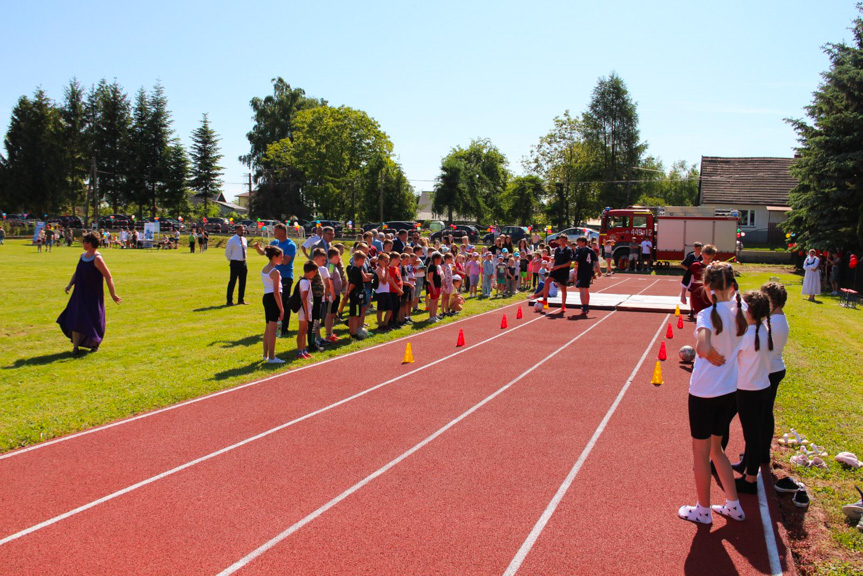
[774,477,801,494]
[793,485,810,508]
[731,460,746,475]
[735,477,758,495]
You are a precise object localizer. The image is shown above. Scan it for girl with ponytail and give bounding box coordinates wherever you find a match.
[678,262,747,524]
[760,282,789,464]
[729,291,773,494]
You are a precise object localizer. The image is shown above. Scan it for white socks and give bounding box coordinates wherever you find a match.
[711,499,746,521]
[678,503,712,525]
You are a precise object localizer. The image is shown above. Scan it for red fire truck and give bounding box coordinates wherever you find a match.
[598,207,739,268]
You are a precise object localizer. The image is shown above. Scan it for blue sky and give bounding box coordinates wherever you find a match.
[1,1,859,204]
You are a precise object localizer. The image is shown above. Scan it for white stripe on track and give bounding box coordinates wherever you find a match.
[216,311,618,575]
[502,312,668,576]
[756,472,783,575]
[0,301,525,461]
[0,310,544,547]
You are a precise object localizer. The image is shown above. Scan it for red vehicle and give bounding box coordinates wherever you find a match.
[599,207,738,267]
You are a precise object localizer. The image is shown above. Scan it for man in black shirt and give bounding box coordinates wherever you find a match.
[393,229,408,253]
[542,234,574,314]
[573,236,596,314]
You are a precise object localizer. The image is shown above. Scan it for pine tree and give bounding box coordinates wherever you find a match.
[61,79,89,217]
[785,8,863,252]
[161,139,189,218]
[88,80,132,214]
[189,113,223,213]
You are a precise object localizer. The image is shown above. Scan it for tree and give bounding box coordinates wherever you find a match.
[784,7,863,252]
[88,80,132,214]
[2,89,65,215]
[502,175,544,225]
[161,139,189,218]
[61,79,89,217]
[189,113,223,213]
[433,157,467,224]
[440,138,509,224]
[583,73,646,208]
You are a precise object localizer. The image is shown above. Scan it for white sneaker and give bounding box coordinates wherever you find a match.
[267,357,286,364]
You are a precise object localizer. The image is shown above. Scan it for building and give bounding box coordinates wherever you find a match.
[189,191,248,216]
[235,192,250,210]
[699,156,798,245]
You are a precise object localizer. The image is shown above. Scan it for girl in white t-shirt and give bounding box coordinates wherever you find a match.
[731,291,774,495]
[679,262,748,525]
[760,282,789,464]
[296,261,318,360]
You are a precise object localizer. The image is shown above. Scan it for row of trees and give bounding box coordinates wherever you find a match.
[241,78,417,223]
[0,79,223,223]
[433,74,700,228]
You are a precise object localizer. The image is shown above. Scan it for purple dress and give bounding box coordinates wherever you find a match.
[57,254,106,348]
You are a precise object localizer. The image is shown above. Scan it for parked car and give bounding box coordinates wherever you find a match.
[59,216,83,228]
[237,219,256,234]
[482,225,529,245]
[547,226,600,248]
[204,217,232,234]
[98,214,134,229]
[302,219,343,236]
[430,225,481,243]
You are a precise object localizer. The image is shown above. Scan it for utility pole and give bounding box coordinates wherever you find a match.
[379,167,384,223]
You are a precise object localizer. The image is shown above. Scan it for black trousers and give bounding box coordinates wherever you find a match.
[227,260,247,304]
[734,387,772,477]
[762,370,786,462]
[280,278,293,334]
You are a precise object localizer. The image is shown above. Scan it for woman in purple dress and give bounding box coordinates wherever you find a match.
[57,232,122,355]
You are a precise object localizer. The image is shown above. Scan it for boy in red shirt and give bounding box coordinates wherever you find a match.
[388,252,404,328]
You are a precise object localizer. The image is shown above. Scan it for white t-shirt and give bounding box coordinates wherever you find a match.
[736,324,771,391]
[302,234,321,250]
[298,278,313,320]
[641,239,653,254]
[689,300,745,398]
[768,313,789,373]
[317,265,331,301]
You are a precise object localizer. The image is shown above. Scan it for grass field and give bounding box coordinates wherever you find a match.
[0,239,860,572]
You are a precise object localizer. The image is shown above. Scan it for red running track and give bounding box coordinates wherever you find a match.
[0,281,792,575]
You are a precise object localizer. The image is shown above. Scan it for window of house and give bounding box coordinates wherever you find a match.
[738,210,756,228]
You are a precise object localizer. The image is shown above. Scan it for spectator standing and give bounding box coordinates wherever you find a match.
[801,249,821,302]
[254,223,296,336]
[225,225,249,305]
[312,226,335,254]
[301,225,323,259]
[640,237,653,272]
[0,225,5,245]
[393,229,408,253]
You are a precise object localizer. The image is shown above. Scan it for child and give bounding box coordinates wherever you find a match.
[467,253,481,298]
[388,252,404,327]
[261,246,286,364]
[519,252,530,291]
[603,240,614,276]
[426,251,443,322]
[400,252,415,324]
[295,261,318,359]
[411,249,425,313]
[495,255,507,297]
[680,242,703,305]
[481,252,494,299]
[441,252,454,315]
[687,244,717,319]
[450,276,465,312]
[454,253,466,293]
[730,290,774,495]
[573,237,595,314]
[311,248,332,349]
[505,257,518,296]
[343,251,367,339]
[678,262,747,525]
[375,252,392,329]
[324,248,342,343]
[760,282,789,464]
[530,252,542,290]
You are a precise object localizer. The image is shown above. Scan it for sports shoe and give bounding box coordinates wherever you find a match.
[774,477,801,494]
[267,357,286,364]
[326,335,338,343]
[301,351,312,359]
[793,484,810,508]
[735,477,758,495]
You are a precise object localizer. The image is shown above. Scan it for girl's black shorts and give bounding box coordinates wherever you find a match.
[262,293,280,323]
[688,392,737,440]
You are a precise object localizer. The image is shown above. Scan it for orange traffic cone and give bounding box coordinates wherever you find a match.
[402,343,414,364]
[658,341,667,361]
[651,361,664,386]
[456,329,465,347]
[666,323,674,339]
[501,314,508,329]
[677,315,684,329]
[516,306,523,319]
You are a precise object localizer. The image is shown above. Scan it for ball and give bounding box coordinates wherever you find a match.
[679,345,696,363]
[534,301,544,313]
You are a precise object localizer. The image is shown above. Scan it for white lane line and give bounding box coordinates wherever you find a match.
[756,472,783,575]
[1,301,524,461]
[217,312,617,575]
[0,312,545,547]
[595,278,630,293]
[502,312,668,576]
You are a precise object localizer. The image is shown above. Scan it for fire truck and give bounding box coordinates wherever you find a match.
[598,206,739,268]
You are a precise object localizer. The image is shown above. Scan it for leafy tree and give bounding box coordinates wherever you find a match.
[88,80,132,214]
[784,7,863,252]
[583,73,646,208]
[189,113,224,213]
[441,138,509,224]
[502,175,544,225]
[358,158,417,222]
[432,156,467,224]
[60,79,90,217]
[2,89,65,215]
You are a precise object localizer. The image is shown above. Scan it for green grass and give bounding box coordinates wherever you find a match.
[734,263,863,573]
[0,238,525,452]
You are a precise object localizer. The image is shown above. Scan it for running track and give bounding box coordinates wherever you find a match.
[0,276,795,575]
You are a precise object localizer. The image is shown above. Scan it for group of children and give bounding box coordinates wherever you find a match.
[679,263,790,525]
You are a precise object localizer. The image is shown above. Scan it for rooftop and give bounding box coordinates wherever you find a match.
[700,156,798,206]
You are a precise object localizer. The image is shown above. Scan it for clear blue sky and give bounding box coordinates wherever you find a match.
[1,1,859,204]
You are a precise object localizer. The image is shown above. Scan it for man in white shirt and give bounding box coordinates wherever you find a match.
[301,225,323,259]
[640,237,653,272]
[225,225,249,305]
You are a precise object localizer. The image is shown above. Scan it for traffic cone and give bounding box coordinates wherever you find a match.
[456,329,465,347]
[402,343,414,364]
[501,314,508,329]
[674,305,681,317]
[516,306,523,319]
[651,361,664,386]
[666,323,674,339]
[658,341,667,361]
[543,300,549,310]
[677,315,684,329]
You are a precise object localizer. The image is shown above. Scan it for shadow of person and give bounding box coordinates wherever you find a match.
[192,304,233,313]
[211,360,273,381]
[683,523,738,576]
[4,350,76,369]
[209,335,261,349]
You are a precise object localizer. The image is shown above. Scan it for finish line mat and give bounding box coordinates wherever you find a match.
[526,293,691,313]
